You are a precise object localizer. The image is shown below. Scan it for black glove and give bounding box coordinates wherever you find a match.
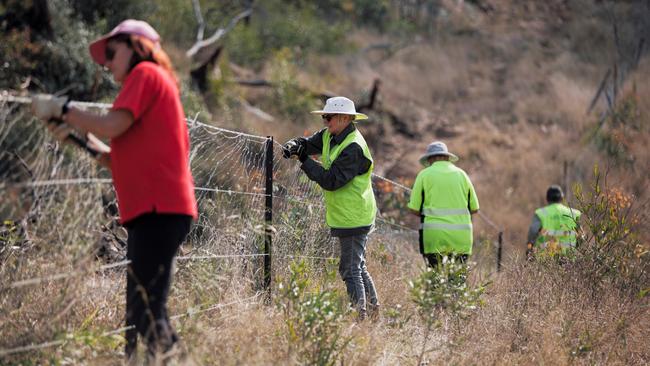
[282,139,305,160]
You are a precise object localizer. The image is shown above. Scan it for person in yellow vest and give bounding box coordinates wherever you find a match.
[527,185,581,258]
[282,96,379,320]
[408,142,480,268]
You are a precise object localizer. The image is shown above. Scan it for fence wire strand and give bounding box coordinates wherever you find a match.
[0,293,261,357]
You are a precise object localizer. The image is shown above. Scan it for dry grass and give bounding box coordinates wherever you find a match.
[447,261,650,365]
[3,212,647,365]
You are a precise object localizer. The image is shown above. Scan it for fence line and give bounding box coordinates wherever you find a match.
[6,246,417,290]
[372,173,412,191]
[478,211,502,232]
[279,255,337,261]
[6,260,130,289]
[0,293,261,357]
[6,254,275,290]
[170,293,261,320]
[194,187,267,198]
[0,339,67,357]
[2,93,502,231]
[1,91,504,233]
[3,91,503,290]
[375,216,417,233]
[0,93,113,110]
[13,178,113,188]
[0,93,507,356]
[0,93,268,142]
[176,253,267,261]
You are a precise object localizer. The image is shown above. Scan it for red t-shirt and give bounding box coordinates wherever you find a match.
[110,61,197,224]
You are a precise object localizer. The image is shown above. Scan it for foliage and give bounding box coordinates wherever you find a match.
[144,0,197,46]
[0,29,42,91]
[268,48,320,124]
[573,166,649,297]
[225,0,352,68]
[410,258,484,326]
[383,303,410,329]
[591,91,642,164]
[0,0,116,100]
[410,257,484,364]
[69,0,149,30]
[276,260,350,366]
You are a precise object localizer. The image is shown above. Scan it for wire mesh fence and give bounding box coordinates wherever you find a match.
[0,95,504,357]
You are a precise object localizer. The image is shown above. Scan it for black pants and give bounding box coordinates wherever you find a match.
[124,213,192,357]
[424,253,468,268]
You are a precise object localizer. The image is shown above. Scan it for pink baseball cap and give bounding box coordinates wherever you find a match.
[89,19,160,65]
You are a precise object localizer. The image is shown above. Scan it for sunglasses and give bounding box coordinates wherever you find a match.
[322,114,336,122]
[105,46,116,61]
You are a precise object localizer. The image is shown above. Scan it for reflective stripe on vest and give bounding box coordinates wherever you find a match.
[535,203,581,251]
[422,208,470,216]
[421,222,473,230]
[544,229,574,236]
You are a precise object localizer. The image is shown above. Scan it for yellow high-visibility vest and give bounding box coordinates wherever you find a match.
[535,203,581,254]
[321,129,376,228]
[408,161,479,255]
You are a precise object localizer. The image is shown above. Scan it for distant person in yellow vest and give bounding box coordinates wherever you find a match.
[527,185,581,259]
[282,96,379,320]
[408,142,480,268]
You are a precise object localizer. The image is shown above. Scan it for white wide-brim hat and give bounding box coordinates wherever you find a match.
[419,141,459,166]
[311,96,368,120]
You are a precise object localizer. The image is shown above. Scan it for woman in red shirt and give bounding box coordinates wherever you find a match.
[31,19,197,361]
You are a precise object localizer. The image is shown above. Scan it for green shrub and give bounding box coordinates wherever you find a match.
[0,29,41,91]
[225,0,351,68]
[276,260,350,366]
[410,258,484,323]
[0,0,117,100]
[590,92,641,164]
[410,257,484,364]
[573,166,649,298]
[268,48,320,124]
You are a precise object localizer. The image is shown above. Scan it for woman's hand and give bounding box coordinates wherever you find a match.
[31,94,68,121]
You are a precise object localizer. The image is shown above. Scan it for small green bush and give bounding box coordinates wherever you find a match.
[410,258,484,323]
[225,0,352,68]
[590,93,641,164]
[573,166,649,298]
[276,260,349,366]
[410,257,484,364]
[268,48,320,124]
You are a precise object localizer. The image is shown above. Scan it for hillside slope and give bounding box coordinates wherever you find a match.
[238,0,650,254]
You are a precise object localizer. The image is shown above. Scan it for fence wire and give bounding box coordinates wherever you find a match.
[0,94,504,358]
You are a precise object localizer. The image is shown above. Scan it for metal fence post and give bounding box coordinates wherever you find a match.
[497,231,503,272]
[264,136,273,296]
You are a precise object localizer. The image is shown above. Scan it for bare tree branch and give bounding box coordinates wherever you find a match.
[239,98,275,122]
[191,0,205,42]
[633,38,645,68]
[186,8,252,61]
[587,68,610,115]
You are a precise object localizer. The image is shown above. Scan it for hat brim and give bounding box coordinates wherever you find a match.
[419,152,459,166]
[310,110,368,120]
[89,36,111,66]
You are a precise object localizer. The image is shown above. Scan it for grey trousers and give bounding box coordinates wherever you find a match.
[338,234,379,313]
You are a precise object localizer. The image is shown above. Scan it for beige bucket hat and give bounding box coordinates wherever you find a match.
[419,141,459,166]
